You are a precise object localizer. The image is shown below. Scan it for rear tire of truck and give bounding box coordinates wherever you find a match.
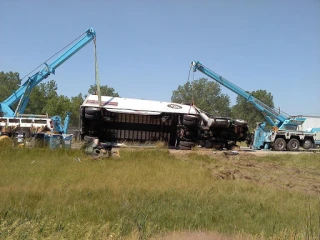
[302,139,312,150]
[183,119,198,127]
[85,113,100,120]
[179,141,195,148]
[182,115,199,127]
[179,145,192,150]
[84,135,95,142]
[234,119,248,126]
[183,115,199,121]
[286,138,300,151]
[273,138,286,151]
[85,107,101,115]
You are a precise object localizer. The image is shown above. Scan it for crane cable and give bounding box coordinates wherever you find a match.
[20,32,87,82]
[187,64,195,114]
[14,31,88,116]
[93,37,101,107]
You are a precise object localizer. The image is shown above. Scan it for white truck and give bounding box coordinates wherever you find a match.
[80,94,249,150]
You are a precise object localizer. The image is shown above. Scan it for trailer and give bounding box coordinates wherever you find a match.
[295,116,320,131]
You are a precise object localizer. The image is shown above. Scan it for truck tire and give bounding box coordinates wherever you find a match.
[179,145,192,150]
[85,107,101,115]
[210,118,231,128]
[205,141,213,148]
[286,138,300,151]
[183,119,198,127]
[84,135,95,142]
[273,138,286,151]
[302,139,312,150]
[85,113,99,120]
[183,115,199,121]
[179,141,195,148]
[234,119,248,126]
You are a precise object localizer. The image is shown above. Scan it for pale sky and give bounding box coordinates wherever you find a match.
[1,0,319,116]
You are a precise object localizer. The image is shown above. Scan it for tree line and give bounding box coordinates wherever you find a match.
[0,71,274,130]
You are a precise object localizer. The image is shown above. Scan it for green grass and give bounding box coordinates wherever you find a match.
[0,148,319,239]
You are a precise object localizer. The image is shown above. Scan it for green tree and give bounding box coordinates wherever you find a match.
[25,80,58,114]
[171,78,231,116]
[0,71,21,101]
[231,90,275,130]
[87,84,120,97]
[43,95,72,120]
[69,93,84,127]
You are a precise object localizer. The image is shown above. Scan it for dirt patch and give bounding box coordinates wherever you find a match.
[219,162,319,195]
[169,148,320,196]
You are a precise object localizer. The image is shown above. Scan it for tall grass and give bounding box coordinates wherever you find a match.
[0,148,319,239]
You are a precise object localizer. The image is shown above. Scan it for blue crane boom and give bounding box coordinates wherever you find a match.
[0,28,96,117]
[191,61,304,130]
[191,61,317,151]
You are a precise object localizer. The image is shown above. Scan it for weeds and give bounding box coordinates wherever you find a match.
[0,148,319,239]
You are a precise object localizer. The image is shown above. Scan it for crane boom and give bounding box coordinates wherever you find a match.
[191,61,304,130]
[0,28,96,117]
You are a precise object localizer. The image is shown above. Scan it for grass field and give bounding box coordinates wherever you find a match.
[0,147,319,239]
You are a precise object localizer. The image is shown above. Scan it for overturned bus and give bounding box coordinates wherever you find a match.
[80,95,249,150]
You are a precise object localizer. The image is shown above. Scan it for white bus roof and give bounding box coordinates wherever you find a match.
[81,95,198,115]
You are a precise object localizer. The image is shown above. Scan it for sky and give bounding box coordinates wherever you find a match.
[0,0,319,116]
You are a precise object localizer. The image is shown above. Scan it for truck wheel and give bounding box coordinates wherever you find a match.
[179,141,194,147]
[179,145,192,150]
[85,113,99,120]
[0,135,13,148]
[85,107,101,115]
[84,135,95,142]
[183,115,199,121]
[183,119,198,127]
[273,138,286,151]
[286,138,300,151]
[302,139,312,150]
[234,119,248,126]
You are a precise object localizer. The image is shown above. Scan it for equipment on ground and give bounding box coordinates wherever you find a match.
[51,112,71,134]
[191,61,316,151]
